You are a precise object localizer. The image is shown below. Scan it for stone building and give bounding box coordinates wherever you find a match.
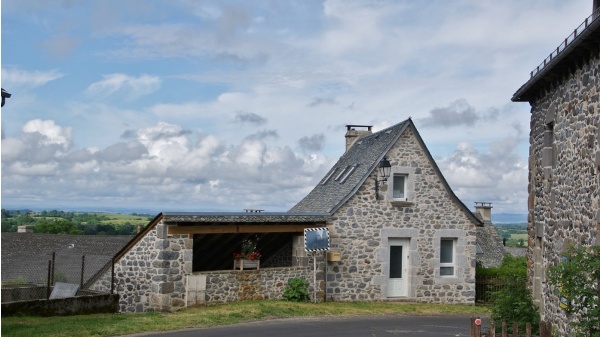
[90,118,482,312]
[511,2,600,335]
[472,202,505,268]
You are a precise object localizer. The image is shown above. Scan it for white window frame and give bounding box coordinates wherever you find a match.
[392,174,407,200]
[386,167,416,204]
[440,238,456,277]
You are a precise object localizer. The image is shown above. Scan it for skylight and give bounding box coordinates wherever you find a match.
[321,168,338,185]
[335,166,350,181]
[339,164,358,183]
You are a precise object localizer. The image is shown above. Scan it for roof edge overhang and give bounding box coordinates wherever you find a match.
[512,16,600,103]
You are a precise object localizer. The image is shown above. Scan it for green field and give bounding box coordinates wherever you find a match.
[97,213,152,226]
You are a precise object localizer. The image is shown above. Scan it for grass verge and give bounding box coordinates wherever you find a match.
[2,301,489,337]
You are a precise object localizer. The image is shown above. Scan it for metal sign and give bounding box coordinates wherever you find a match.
[49,282,79,299]
[304,227,330,252]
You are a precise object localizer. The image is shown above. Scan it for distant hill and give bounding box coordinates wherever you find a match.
[492,213,527,224]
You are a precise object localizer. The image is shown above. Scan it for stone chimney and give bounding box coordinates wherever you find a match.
[474,202,493,223]
[17,225,34,233]
[345,125,372,152]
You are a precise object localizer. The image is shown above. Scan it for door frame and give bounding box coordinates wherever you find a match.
[387,238,410,297]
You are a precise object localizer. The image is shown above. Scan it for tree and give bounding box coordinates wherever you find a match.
[34,219,82,235]
[547,245,600,337]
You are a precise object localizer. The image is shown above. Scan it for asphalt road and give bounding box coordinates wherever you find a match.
[124,314,478,337]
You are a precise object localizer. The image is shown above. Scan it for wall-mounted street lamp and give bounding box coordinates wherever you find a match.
[1,88,11,107]
[374,156,392,200]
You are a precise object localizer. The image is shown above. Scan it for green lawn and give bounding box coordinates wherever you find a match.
[2,301,489,337]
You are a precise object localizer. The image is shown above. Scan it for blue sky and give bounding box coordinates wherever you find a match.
[1,0,594,213]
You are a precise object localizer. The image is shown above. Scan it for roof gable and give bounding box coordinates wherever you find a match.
[289,118,482,225]
[289,120,409,213]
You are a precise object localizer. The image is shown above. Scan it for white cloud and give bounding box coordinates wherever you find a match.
[437,137,528,213]
[22,119,72,148]
[1,120,330,211]
[85,73,161,101]
[1,67,64,88]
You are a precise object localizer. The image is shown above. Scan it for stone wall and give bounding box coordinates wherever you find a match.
[197,267,314,304]
[92,221,319,313]
[326,128,477,304]
[2,293,119,316]
[527,49,599,335]
[92,222,193,313]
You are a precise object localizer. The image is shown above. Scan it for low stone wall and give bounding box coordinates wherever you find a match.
[1,285,48,303]
[197,267,314,304]
[1,293,119,316]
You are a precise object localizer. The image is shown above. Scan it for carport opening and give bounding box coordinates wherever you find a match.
[192,233,305,272]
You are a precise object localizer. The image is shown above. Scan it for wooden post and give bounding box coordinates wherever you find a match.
[80,255,85,287]
[501,322,507,337]
[512,322,519,337]
[46,260,52,300]
[525,323,531,337]
[539,321,552,337]
[51,252,56,285]
[111,258,115,294]
[470,317,476,337]
[490,321,495,337]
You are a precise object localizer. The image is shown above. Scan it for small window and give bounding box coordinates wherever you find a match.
[393,175,406,199]
[321,168,338,185]
[440,239,455,276]
[339,165,357,183]
[335,166,350,181]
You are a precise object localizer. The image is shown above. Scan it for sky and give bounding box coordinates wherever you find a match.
[0,0,594,214]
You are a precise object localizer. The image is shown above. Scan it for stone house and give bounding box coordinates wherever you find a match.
[511,2,600,335]
[90,118,482,313]
[472,202,505,268]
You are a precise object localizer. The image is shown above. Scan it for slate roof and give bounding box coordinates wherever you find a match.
[290,120,410,213]
[162,212,330,223]
[289,119,482,226]
[1,233,133,285]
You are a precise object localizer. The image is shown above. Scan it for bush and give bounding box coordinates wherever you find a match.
[547,245,600,337]
[489,255,540,335]
[283,277,309,302]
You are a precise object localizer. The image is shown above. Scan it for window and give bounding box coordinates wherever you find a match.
[392,175,406,199]
[321,168,338,185]
[543,122,555,168]
[440,239,455,276]
[339,164,357,183]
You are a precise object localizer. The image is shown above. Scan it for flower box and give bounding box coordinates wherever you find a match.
[233,259,260,270]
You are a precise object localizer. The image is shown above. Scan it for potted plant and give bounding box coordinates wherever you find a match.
[233,237,261,270]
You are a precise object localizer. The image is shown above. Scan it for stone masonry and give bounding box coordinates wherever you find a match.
[526,49,599,334]
[92,221,193,313]
[326,128,477,303]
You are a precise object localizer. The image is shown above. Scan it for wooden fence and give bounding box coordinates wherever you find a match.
[470,317,552,337]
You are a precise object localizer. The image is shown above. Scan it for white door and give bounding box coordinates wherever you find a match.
[387,238,409,297]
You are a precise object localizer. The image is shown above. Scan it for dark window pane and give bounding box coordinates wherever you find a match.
[390,246,403,278]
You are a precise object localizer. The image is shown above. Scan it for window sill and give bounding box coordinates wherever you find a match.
[390,200,414,207]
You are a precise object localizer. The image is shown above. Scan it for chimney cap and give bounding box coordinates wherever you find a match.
[346,125,372,131]
[474,202,493,208]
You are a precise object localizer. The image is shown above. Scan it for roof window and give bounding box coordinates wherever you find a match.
[321,168,338,185]
[339,165,358,183]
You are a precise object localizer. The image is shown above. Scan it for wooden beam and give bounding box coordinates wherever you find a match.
[168,224,322,235]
